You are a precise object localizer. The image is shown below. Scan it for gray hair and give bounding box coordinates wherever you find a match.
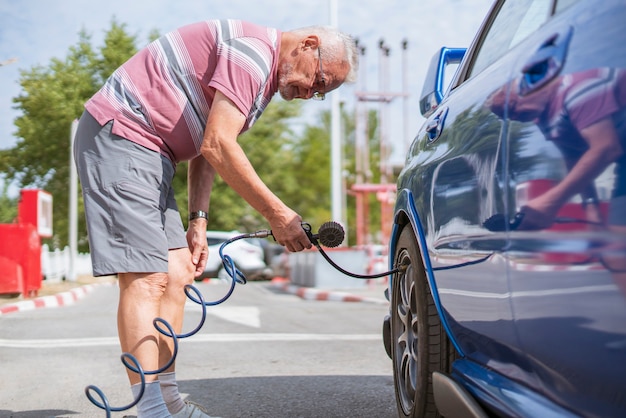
[289,25,359,83]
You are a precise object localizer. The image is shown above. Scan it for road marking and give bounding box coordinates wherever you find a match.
[185,304,261,328]
[0,333,380,349]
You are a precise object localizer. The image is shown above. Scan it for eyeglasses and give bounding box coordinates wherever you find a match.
[312,48,326,101]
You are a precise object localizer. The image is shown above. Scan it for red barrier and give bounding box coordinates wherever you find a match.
[0,256,23,296]
[0,224,42,297]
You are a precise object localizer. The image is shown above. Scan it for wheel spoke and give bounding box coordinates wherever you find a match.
[405,264,418,393]
[401,345,416,399]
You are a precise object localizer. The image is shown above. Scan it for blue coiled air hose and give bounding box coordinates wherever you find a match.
[85,233,253,417]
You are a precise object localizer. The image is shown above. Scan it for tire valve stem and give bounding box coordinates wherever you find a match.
[396,260,410,273]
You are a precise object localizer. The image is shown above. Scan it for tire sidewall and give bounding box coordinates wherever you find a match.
[390,226,434,417]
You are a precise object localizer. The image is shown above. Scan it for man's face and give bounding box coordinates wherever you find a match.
[278,47,325,101]
[487,78,555,122]
[507,81,553,122]
[277,41,348,101]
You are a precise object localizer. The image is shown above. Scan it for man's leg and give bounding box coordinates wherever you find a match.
[155,248,216,417]
[158,248,196,414]
[118,272,171,417]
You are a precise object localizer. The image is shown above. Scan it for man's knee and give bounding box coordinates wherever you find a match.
[169,267,195,288]
[168,251,196,288]
[119,272,169,300]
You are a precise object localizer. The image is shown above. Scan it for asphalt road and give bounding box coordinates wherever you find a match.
[0,279,396,418]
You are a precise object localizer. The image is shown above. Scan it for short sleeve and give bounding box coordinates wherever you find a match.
[208,37,272,127]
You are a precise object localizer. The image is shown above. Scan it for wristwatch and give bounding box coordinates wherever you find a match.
[189,210,209,221]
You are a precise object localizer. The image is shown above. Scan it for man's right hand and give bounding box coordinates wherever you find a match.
[269,209,313,252]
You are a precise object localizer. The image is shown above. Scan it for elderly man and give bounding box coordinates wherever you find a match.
[74,19,358,418]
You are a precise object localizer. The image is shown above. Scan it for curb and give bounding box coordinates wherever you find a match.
[268,278,388,305]
[0,282,114,316]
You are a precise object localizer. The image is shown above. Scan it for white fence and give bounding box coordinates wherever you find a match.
[41,244,92,282]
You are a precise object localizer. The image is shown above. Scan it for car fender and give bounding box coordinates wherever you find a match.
[391,187,464,356]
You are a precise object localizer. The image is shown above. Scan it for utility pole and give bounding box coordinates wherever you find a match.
[402,39,410,154]
[354,42,370,246]
[68,120,78,281]
[329,0,345,237]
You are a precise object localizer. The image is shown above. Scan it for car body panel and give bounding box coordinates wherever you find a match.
[389,0,626,416]
[502,2,626,415]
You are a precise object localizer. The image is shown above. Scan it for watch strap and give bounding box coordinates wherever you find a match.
[189,210,208,221]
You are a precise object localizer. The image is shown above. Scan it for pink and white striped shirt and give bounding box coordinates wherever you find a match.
[85,19,281,163]
[540,67,626,146]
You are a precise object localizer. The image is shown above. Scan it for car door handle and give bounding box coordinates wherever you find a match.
[519,26,573,95]
[426,107,448,142]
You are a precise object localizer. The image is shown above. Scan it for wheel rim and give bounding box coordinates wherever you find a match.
[393,248,419,414]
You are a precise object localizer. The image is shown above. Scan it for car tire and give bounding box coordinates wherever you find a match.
[391,225,458,418]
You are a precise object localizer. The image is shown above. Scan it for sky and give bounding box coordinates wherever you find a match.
[0,0,493,178]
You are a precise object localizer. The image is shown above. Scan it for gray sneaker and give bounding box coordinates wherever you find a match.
[172,400,220,418]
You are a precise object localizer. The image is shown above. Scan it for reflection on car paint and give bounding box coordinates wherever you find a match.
[387,1,626,417]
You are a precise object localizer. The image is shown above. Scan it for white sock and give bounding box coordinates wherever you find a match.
[159,371,186,414]
[131,380,171,418]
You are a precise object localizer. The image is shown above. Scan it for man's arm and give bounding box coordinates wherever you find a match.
[199,90,312,252]
[187,155,216,276]
[520,117,622,229]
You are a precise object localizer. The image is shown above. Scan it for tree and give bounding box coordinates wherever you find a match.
[94,19,139,85]
[0,179,17,224]
[0,20,139,250]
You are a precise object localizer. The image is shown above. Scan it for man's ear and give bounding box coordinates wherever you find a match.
[301,35,320,51]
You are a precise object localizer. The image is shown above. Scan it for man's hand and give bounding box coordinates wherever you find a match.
[186,218,209,277]
[517,193,562,230]
[269,209,313,252]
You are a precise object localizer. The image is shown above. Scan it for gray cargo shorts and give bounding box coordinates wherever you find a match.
[73,110,188,276]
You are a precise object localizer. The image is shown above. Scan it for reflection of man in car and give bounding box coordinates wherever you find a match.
[488,67,626,233]
[488,67,626,291]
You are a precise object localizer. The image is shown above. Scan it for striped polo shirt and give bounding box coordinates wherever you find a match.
[540,67,626,145]
[85,19,281,163]
[539,67,626,197]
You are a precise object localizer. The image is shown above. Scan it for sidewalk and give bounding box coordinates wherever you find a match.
[0,275,116,315]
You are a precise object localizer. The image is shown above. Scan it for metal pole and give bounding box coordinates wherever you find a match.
[354,43,366,247]
[329,0,345,238]
[355,42,364,186]
[378,39,390,184]
[402,39,410,154]
[68,119,78,281]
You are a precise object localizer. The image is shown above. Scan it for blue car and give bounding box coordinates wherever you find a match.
[383,0,626,417]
